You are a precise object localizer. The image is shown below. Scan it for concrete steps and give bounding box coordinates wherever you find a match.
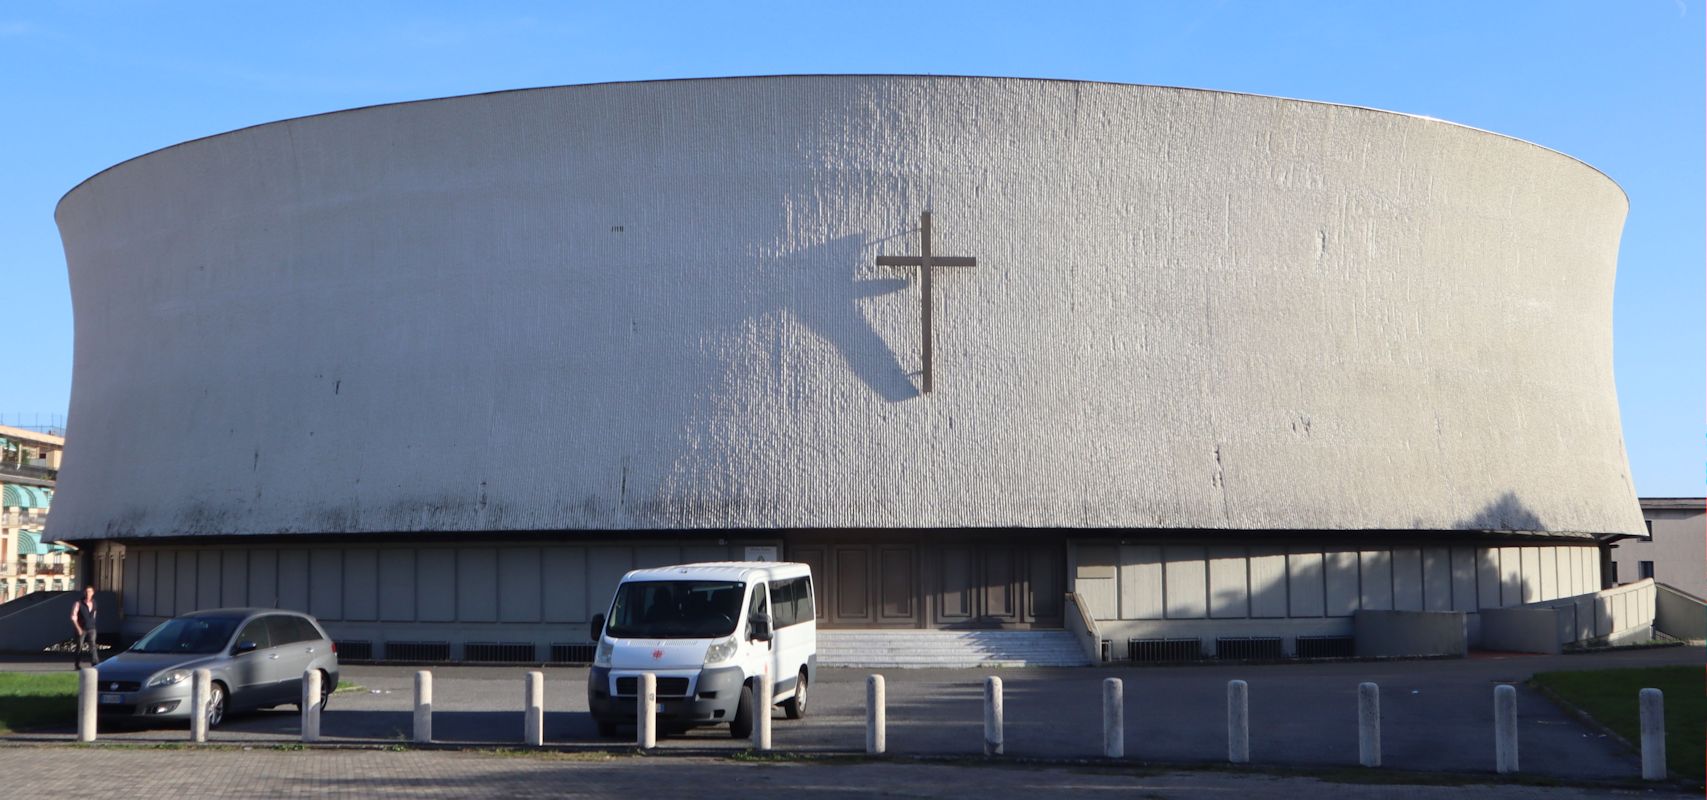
[817,629,1091,668]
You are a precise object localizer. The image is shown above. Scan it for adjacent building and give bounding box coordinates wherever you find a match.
[1,424,76,600]
[1610,498,1705,598]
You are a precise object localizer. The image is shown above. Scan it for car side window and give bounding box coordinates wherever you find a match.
[293,616,324,643]
[236,617,272,650]
[265,615,303,646]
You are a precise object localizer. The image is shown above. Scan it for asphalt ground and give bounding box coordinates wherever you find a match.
[0,747,1694,799]
[6,645,1699,785]
[2,746,1694,799]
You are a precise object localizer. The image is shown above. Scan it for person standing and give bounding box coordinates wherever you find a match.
[71,585,99,669]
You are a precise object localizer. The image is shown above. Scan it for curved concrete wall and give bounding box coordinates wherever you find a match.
[50,76,1643,539]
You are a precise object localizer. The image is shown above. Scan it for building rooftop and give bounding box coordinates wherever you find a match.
[1638,498,1704,510]
[0,425,64,447]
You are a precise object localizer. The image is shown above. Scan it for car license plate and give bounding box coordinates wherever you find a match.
[100,693,121,704]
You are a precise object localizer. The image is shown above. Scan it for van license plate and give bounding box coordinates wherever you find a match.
[100,694,121,704]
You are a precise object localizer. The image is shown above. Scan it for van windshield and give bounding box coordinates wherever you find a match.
[606,580,745,639]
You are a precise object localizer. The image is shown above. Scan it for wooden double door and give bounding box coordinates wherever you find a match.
[790,537,1063,629]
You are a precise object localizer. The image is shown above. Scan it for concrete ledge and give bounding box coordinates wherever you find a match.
[1480,607,1566,655]
[1353,611,1467,658]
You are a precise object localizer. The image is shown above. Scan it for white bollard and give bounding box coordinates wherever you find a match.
[753,675,773,751]
[1640,688,1665,781]
[637,673,656,749]
[524,671,544,746]
[301,669,322,743]
[189,669,211,743]
[984,676,1004,756]
[413,670,433,743]
[1227,680,1249,764]
[1494,684,1518,774]
[77,667,97,743]
[1357,682,1380,767]
[1103,677,1124,759]
[866,674,886,755]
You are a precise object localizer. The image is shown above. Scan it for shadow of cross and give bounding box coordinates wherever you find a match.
[876,211,978,394]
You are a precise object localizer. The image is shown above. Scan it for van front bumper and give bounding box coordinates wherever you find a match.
[587,665,746,725]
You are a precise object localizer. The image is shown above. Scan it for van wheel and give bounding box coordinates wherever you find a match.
[595,719,618,738]
[729,684,754,739]
[784,669,807,720]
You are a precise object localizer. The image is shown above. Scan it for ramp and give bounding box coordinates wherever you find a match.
[1655,582,1707,643]
[0,590,117,653]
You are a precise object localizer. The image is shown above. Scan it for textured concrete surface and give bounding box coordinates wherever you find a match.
[0,747,1687,799]
[51,76,1641,540]
[10,645,1697,782]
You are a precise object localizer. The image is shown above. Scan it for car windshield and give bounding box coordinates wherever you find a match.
[129,616,242,654]
[605,580,745,639]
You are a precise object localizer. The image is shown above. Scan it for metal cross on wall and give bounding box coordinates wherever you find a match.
[876,211,978,394]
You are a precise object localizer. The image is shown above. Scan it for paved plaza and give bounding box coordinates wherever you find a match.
[0,747,1689,799]
[8,645,1697,788]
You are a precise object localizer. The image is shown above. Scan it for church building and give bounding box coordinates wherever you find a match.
[49,76,1650,664]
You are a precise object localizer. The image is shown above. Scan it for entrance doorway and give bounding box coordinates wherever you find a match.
[789,536,1064,629]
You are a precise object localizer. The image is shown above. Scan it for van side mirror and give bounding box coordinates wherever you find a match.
[233,640,259,655]
[749,614,772,642]
[589,613,605,642]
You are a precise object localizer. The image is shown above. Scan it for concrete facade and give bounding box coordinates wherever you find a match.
[47,77,1647,655]
[1074,540,1601,656]
[52,76,1642,540]
[109,537,774,657]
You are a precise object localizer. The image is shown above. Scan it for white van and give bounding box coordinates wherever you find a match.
[586,561,816,738]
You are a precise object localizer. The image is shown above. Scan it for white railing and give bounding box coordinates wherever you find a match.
[1064,592,1104,663]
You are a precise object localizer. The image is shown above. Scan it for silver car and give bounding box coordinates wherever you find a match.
[95,608,340,728]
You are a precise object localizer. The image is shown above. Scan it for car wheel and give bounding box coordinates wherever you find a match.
[206,682,227,729]
[784,669,807,720]
[293,671,333,711]
[729,684,754,739]
[595,719,619,738]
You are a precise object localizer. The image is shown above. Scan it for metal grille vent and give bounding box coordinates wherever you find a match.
[383,641,451,662]
[334,640,373,661]
[1098,639,1114,662]
[1294,635,1355,659]
[1127,638,1203,662]
[464,642,536,663]
[549,643,596,664]
[1215,637,1285,660]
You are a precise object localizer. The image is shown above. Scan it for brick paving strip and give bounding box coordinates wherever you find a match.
[0,745,1690,799]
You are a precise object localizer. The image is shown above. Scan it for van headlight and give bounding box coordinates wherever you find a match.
[147,670,191,688]
[702,636,738,666]
[593,639,614,668]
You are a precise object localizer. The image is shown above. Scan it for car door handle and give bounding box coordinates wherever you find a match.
[267,653,280,660]
[305,647,315,654]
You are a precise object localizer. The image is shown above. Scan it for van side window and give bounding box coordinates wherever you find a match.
[769,578,797,628]
[767,577,813,628]
[748,583,769,636]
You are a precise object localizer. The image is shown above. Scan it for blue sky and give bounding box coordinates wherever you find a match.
[1,1,1701,495]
